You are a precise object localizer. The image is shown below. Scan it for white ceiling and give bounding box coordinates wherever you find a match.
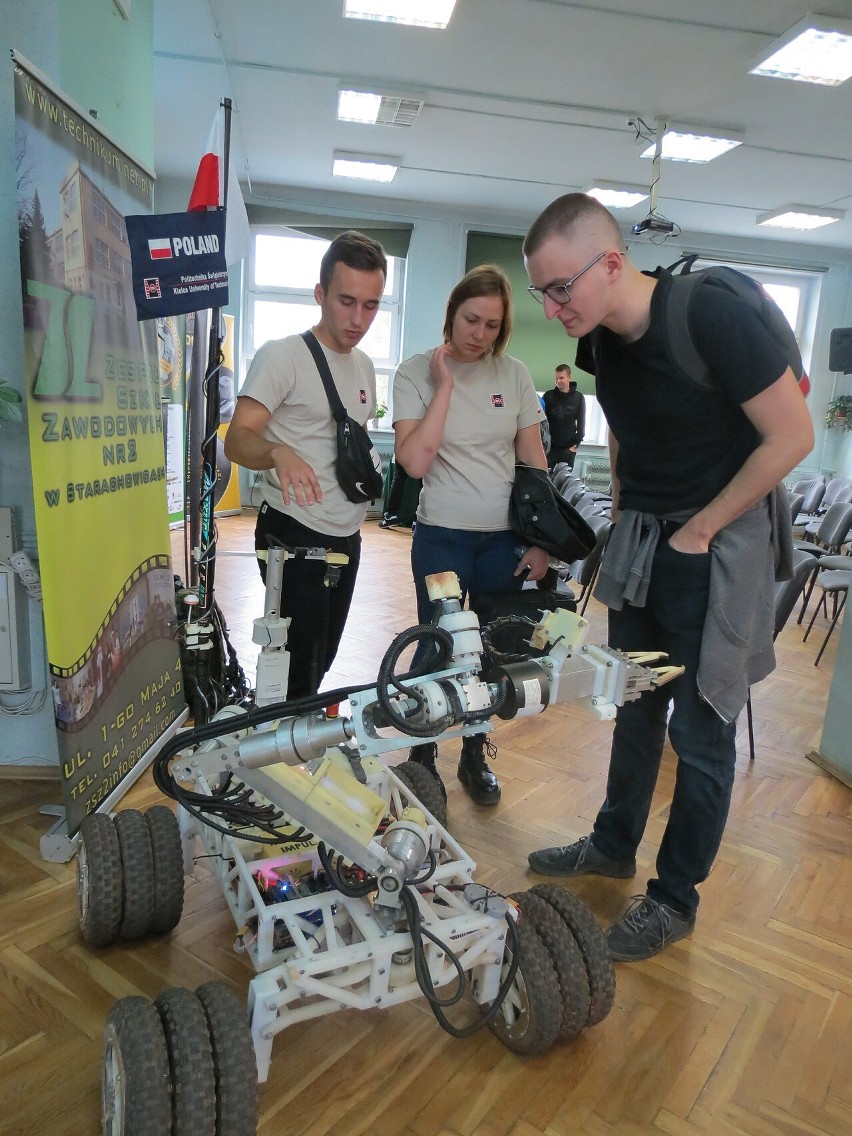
[153,0,852,251]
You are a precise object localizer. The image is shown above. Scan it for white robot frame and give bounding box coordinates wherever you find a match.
[85,559,681,1133]
[165,563,679,1080]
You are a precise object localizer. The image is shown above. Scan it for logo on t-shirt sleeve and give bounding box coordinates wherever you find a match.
[359,389,368,404]
[491,393,505,408]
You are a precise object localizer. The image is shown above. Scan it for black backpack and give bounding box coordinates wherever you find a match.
[657,254,806,392]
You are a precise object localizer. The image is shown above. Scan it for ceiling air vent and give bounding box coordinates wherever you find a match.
[376,97,423,127]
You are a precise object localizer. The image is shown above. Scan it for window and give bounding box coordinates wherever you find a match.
[92,192,107,227]
[581,394,609,447]
[94,237,110,269]
[245,230,405,416]
[62,182,78,218]
[65,228,81,262]
[693,257,822,375]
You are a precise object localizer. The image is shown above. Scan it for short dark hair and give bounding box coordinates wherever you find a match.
[555,363,572,374]
[523,192,623,258]
[443,264,513,357]
[319,230,387,291]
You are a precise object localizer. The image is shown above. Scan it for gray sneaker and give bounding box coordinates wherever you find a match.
[527,834,636,879]
[606,895,695,962]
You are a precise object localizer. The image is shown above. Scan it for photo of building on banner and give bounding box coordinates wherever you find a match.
[14,59,184,842]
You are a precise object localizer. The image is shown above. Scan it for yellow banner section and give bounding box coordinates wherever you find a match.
[27,331,167,667]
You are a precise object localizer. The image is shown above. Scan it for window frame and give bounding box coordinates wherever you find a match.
[242,228,405,418]
[689,256,822,377]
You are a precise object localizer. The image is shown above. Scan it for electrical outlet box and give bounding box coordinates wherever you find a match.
[0,506,15,563]
[0,564,31,691]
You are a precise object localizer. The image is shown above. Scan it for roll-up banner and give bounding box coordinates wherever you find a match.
[14,55,185,845]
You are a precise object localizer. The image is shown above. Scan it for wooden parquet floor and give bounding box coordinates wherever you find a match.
[2,512,851,1136]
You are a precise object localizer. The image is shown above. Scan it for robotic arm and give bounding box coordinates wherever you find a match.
[157,571,680,922]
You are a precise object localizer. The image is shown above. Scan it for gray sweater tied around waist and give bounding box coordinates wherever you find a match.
[594,485,793,723]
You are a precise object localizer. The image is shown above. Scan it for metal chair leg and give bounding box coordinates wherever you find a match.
[745,691,755,762]
[814,592,847,666]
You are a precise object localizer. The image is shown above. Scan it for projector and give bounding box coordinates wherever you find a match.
[631,216,675,236]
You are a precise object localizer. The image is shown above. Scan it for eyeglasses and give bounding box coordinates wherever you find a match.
[527,250,607,306]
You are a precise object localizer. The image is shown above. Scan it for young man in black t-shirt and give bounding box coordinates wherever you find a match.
[522,193,813,961]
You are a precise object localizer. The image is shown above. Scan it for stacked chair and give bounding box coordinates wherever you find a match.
[545,463,613,615]
[798,477,852,537]
[794,501,852,626]
[790,475,827,528]
[802,552,852,665]
[744,549,819,760]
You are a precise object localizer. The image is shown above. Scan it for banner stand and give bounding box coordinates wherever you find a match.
[38,707,188,862]
[13,53,186,848]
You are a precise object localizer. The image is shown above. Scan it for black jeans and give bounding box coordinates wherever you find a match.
[548,446,577,470]
[254,504,361,699]
[593,539,736,915]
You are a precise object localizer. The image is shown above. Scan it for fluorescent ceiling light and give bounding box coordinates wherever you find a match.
[343,1,457,29]
[641,125,742,163]
[337,88,424,126]
[337,90,383,124]
[584,181,649,209]
[750,16,852,86]
[757,205,845,231]
[332,151,399,183]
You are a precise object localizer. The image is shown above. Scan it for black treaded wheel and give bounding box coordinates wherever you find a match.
[394,759,448,827]
[196,981,258,1136]
[145,805,185,935]
[509,890,591,1040]
[77,812,123,947]
[155,987,217,1136]
[114,809,156,940]
[530,883,616,1026]
[488,913,561,1055]
[102,995,171,1136]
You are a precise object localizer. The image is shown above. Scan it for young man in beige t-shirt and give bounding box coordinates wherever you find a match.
[225,231,386,698]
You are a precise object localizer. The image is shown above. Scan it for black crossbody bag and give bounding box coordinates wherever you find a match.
[301,331,384,504]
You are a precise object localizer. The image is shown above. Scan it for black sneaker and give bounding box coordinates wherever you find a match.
[527,834,636,878]
[606,895,695,962]
[379,514,398,528]
[457,735,501,806]
[409,742,447,803]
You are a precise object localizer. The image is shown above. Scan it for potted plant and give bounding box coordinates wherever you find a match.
[824,395,852,431]
[369,402,388,431]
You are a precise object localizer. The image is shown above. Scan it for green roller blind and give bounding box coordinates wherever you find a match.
[245,205,413,259]
[464,231,594,394]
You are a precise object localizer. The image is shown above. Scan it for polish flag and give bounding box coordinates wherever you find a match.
[148,237,172,260]
[188,107,252,266]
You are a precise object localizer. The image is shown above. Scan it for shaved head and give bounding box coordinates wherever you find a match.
[524,193,624,258]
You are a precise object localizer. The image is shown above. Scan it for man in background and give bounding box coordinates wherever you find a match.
[543,363,585,469]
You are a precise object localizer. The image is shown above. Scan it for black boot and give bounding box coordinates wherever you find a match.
[457,735,501,806]
[409,742,447,802]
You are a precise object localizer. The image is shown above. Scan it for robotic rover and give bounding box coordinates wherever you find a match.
[77,557,680,1135]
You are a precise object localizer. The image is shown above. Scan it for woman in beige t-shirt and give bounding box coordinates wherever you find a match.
[392,264,549,806]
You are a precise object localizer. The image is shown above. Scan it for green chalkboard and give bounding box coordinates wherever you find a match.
[465,231,595,396]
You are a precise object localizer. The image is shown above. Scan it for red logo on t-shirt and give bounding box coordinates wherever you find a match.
[491,393,505,408]
[359,389,367,404]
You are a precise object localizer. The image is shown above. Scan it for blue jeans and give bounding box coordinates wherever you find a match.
[593,540,736,915]
[410,523,522,669]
